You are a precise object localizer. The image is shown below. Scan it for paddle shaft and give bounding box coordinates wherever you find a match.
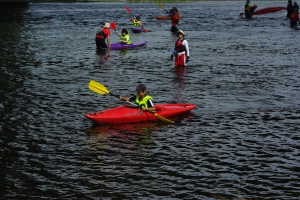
[124,100,174,124]
[158,3,168,13]
[110,22,119,35]
[110,22,126,49]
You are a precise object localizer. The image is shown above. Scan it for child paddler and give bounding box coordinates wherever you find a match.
[119,84,156,112]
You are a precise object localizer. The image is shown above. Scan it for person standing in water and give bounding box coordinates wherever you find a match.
[245,0,257,19]
[287,0,294,18]
[95,22,111,49]
[290,8,299,27]
[171,7,179,33]
[171,30,189,68]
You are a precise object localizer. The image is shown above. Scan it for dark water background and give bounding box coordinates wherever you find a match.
[1,1,300,199]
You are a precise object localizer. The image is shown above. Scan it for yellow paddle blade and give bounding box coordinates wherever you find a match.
[88,80,110,95]
[154,113,175,124]
[157,3,163,8]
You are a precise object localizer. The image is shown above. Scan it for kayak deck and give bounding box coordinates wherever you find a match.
[131,27,143,33]
[110,41,147,50]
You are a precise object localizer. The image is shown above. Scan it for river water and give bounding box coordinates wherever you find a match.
[0,1,299,199]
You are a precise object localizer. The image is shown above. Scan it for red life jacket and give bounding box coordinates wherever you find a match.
[95,30,107,39]
[175,39,186,53]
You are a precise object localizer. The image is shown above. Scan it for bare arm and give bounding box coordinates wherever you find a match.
[120,96,130,101]
[144,106,156,111]
[107,35,111,48]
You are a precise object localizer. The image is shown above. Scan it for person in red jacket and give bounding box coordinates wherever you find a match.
[290,9,299,27]
[171,30,190,68]
[95,22,111,50]
[287,0,294,18]
[171,7,179,33]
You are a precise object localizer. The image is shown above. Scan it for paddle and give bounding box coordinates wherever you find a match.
[110,22,118,35]
[88,80,175,124]
[157,3,168,13]
[124,6,149,32]
[110,22,126,50]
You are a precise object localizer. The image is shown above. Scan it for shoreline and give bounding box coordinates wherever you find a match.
[30,0,278,2]
[29,0,198,2]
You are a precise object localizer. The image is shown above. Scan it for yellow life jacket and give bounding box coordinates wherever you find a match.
[133,19,141,27]
[120,33,131,44]
[135,95,153,108]
[245,3,251,12]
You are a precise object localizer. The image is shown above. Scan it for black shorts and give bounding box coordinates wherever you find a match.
[171,26,178,33]
[95,38,107,49]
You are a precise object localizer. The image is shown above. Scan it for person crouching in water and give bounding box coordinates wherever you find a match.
[171,30,189,68]
[245,0,258,19]
[116,28,131,44]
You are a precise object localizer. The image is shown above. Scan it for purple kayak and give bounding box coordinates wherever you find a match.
[110,41,147,50]
[131,27,143,33]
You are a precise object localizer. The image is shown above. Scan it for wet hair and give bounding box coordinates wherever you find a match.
[173,7,178,12]
[121,28,128,34]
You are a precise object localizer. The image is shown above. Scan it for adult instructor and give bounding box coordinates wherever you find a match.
[171,7,179,33]
[95,22,111,50]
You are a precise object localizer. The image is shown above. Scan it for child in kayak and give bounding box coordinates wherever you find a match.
[171,30,189,68]
[131,16,142,27]
[116,28,131,44]
[119,84,156,112]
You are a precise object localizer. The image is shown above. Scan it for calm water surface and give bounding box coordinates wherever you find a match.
[0,1,300,199]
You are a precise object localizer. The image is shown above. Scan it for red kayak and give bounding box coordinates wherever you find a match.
[156,15,183,20]
[85,103,196,123]
[253,6,286,15]
[240,6,286,16]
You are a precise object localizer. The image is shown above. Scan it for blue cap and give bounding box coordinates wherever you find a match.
[136,84,146,92]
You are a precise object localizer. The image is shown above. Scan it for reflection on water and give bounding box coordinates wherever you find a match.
[85,122,163,136]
